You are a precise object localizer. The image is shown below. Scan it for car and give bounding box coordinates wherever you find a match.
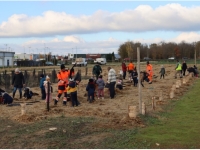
[143,57,151,61]
[168,57,175,60]
[123,58,131,61]
[182,57,189,60]
[45,62,54,66]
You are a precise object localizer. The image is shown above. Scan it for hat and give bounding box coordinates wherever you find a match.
[40,74,44,78]
[46,75,50,79]
[15,68,20,73]
[61,64,65,69]
[69,78,74,82]
[89,78,93,82]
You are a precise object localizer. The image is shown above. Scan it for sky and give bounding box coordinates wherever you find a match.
[1,0,200,55]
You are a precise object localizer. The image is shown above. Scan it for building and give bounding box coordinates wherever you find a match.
[0,51,15,67]
[14,53,40,61]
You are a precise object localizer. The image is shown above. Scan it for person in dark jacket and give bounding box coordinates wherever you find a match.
[39,74,46,100]
[121,61,127,80]
[92,62,102,80]
[182,61,187,76]
[86,78,96,103]
[12,68,25,99]
[132,67,138,86]
[96,75,105,99]
[159,65,165,79]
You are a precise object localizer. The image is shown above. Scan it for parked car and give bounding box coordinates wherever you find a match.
[94,58,107,65]
[143,57,151,61]
[182,57,189,60]
[45,62,54,66]
[168,57,175,60]
[72,58,87,66]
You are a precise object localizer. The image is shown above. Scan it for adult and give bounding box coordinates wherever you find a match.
[121,61,127,80]
[175,60,182,78]
[39,74,46,100]
[55,64,71,105]
[12,68,25,99]
[182,60,187,76]
[92,62,102,80]
[127,61,135,74]
[107,67,116,99]
[146,61,153,84]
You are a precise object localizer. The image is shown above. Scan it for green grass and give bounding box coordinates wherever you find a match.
[97,79,200,149]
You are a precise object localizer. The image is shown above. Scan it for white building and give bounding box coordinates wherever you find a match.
[14,53,39,61]
[0,51,15,67]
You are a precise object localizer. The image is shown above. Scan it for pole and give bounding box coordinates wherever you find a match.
[137,47,142,114]
[195,45,197,66]
[47,81,50,111]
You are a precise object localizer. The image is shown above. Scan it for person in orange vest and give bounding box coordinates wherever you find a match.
[54,64,72,105]
[127,61,135,82]
[146,61,153,84]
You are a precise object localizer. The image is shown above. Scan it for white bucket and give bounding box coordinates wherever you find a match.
[128,105,137,118]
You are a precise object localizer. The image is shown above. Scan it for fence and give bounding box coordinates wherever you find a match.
[0,69,57,93]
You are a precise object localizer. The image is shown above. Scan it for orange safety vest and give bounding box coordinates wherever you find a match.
[127,63,134,71]
[146,64,153,75]
[57,70,70,87]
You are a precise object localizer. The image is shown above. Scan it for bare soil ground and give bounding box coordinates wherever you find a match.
[0,63,196,129]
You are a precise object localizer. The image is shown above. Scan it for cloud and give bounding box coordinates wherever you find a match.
[1,3,200,38]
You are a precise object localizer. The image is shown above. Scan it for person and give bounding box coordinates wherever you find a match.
[39,74,46,100]
[175,60,182,78]
[44,75,53,103]
[159,65,165,79]
[182,60,187,76]
[146,61,153,83]
[12,68,25,99]
[194,65,199,77]
[121,61,127,80]
[107,67,116,99]
[96,75,105,99]
[86,78,96,103]
[116,77,123,90]
[92,62,102,80]
[132,68,138,87]
[67,78,79,107]
[54,64,70,105]
[127,61,135,82]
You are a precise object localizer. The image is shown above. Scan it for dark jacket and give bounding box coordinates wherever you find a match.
[159,68,165,75]
[3,93,13,104]
[86,82,95,96]
[182,62,187,70]
[92,65,102,75]
[122,63,127,72]
[12,72,25,88]
[39,77,46,90]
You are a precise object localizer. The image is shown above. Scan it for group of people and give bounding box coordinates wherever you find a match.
[5,59,198,107]
[174,60,199,78]
[121,61,153,86]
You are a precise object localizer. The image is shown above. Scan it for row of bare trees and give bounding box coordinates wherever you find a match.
[118,41,200,60]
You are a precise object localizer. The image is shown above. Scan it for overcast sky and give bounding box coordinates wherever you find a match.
[0,1,200,55]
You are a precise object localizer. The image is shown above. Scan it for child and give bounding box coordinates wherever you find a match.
[67,78,79,107]
[86,78,95,103]
[43,76,53,103]
[96,75,105,99]
[159,65,165,79]
[39,74,46,100]
[132,68,138,87]
[116,77,123,90]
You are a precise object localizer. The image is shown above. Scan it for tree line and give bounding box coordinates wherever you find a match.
[118,41,200,60]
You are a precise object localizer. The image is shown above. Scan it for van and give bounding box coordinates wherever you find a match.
[94,58,107,65]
